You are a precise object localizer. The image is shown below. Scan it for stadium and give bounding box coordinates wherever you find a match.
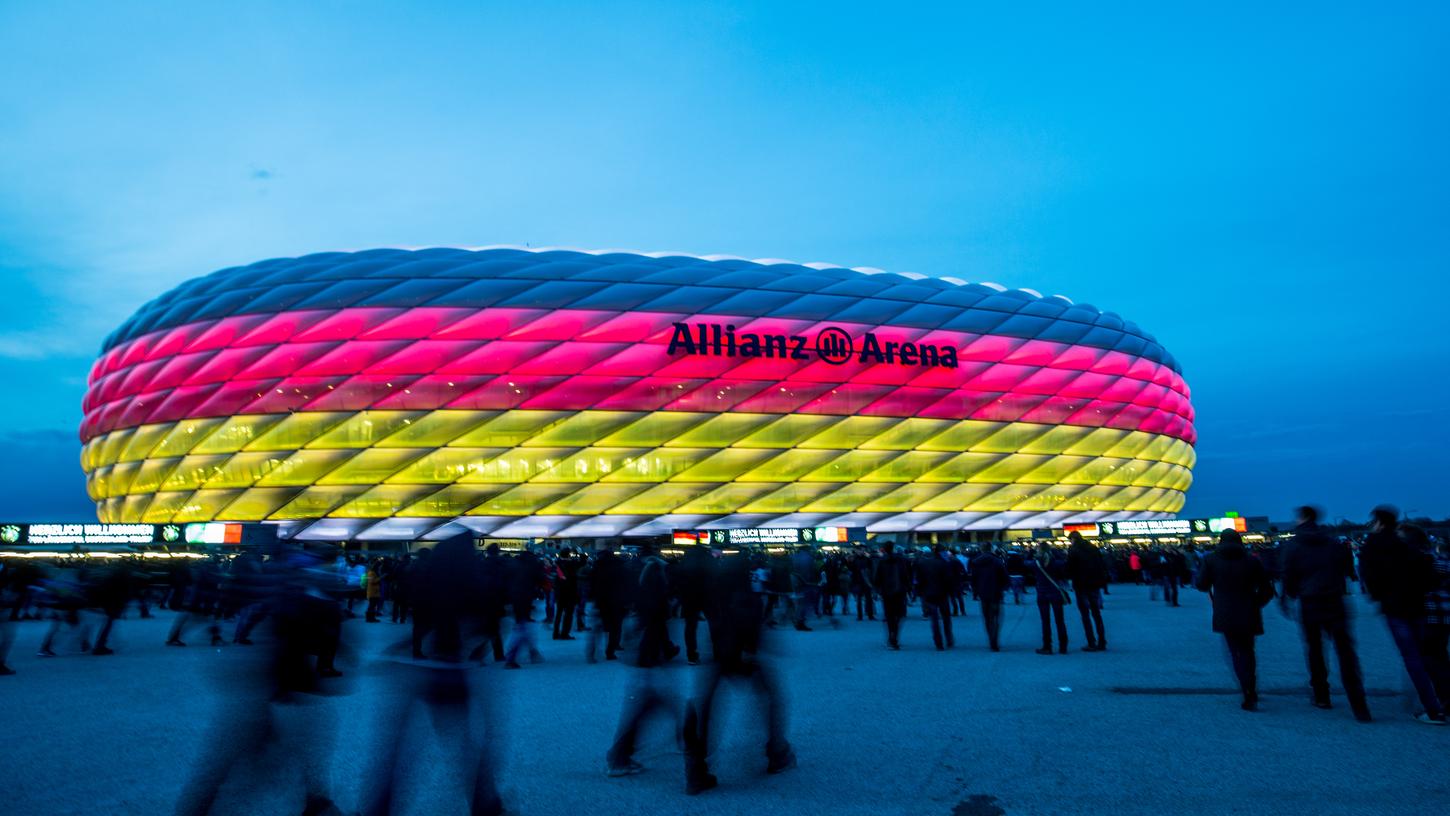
[77,247,1196,542]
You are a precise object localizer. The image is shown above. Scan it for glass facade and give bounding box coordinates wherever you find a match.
[80,247,1196,539]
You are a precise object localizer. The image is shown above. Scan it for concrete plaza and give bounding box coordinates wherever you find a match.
[2,586,1446,816]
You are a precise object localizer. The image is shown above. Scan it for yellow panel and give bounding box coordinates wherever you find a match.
[307,410,426,449]
[141,491,191,522]
[607,482,715,514]
[1167,465,1194,491]
[1131,461,1176,488]
[383,447,507,484]
[96,428,135,467]
[523,411,642,447]
[919,452,1007,483]
[173,489,245,522]
[128,457,183,494]
[255,449,359,486]
[918,420,1003,452]
[859,417,955,451]
[969,484,1030,512]
[245,412,351,452]
[803,450,903,482]
[672,448,780,482]
[675,483,778,514]
[202,451,289,488]
[309,448,422,485]
[398,484,511,517]
[85,467,110,501]
[269,485,369,519]
[470,483,580,516]
[1096,486,1148,511]
[118,423,174,463]
[193,414,287,454]
[376,410,492,448]
[735,414,842,449]
[1010,486,1084,512]
[79,438,100,471]
[456,448,574,483]
[1061,428,1130,457]
[329,484,437,517]
[161,455,231,491]
[1018,455,1096,485]
[969,454,1053,484]
[150,418,228,459]
[1056,485,1116,512]
[800,483,894,513]
[117,493,152,522]
[664,413,775,448]
[861,451,955,483]
[1103,431,1153,460]
[914,482,1009,512]
[800,416,901,450]
[859,483,953,512]
[736,449,841,482]
[450,410,570,447]
[597,411,713,447]
[1099,459,1147,486]
[106,461,141,497]
[1164,439,1195,468]
[600,448,713,482]
[971,424,1052,453]
[738,482,840,513]
[1140,434,1175,463]
[1060,456,1125,486]
[540,483,652,515]
[220,487,303,521]
[532,448,651,484]
[1020,425,1095,455]
[97,497,123,523]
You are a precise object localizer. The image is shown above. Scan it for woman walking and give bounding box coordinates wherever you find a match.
[1196,530,1276,711]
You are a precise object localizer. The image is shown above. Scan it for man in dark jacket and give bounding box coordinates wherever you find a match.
[588,547,629,662]
[1196,530,1275,711]
[1065,532,1109,651]
[971,547,1010,651]
[674,544,712,664]
[1358,506,1445,724]
[873,543,912,650]
[553,549,581,641]
[913,547,955,651]
[1280,505,1370,719]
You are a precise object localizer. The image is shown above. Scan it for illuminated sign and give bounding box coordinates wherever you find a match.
[666,322,959,368]
[1099,520,1193,536]
[1209,517,1247,533]
[183,522,244,545]
[1063,523,1100,535]
[677,527,866,547]
[0,522,275,547]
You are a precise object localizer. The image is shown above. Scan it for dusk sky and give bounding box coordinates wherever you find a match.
[1,2,1446,523]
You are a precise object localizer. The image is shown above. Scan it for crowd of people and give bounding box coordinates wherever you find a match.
[1,504,1447,813]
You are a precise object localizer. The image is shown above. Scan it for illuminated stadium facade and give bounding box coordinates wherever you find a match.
[79,248,1196,541]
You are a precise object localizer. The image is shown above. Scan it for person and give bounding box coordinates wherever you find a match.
[1065,532,1109,651]
[364,558,382,623]
[553,548,581,641]
[674,543,712,664]
[970,546,1009,651]
[849,550,875,621]
[588,546,629,662]
[682,548,794,795]
[1161,547,1184,606]
[872,543,911,650]
[1032,547,1070,655]
[503,550,546,669]
[1358,506,1446,724]
[1419,529,1450,709]
[1005,548,1026,605]
[790,546,817,631]
[1196,530,1275,711]
[1280,505,1370,720]
[913,546,955,651]
[606,540,681,776]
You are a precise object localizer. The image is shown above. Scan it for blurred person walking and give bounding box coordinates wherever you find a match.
[914,546,955,650]
[1280,505,1370,719]
[606,540,682,776]
[873,543,911,650]
[971,546,1009,651]
[1196,530,1275,712]
[1359,506,1446,724]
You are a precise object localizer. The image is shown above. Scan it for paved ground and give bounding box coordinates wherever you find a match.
[2,586,1446,816]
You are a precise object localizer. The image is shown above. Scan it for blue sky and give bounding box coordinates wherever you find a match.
[1,1,1446,524]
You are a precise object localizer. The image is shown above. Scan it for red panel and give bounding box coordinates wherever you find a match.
[970,392,1050,423]
[142,383,225,426]
[185,346,274,386]
[1095,375,1148,403]
[184,315,272,354]
[965,364,1036,392]
[146,322,215,362]
[301,374,420,411]
[1012,367,1080,396]
[584,343,677,377]
[958,335,1021,363]
[294,340,412,377]
[369,340,483,375]
[241,376,350,413]
[860,386,952,417]
[290,308,404,342]
[112,359,169,401]
[917,390,1002,420]
[728,381,832,414]
[191,379,283,419]
[506,309,617,341]
[1050,345,1104,371]
[236,310,334,347]
[447,375,567,410]
[369,374,492,410]
[435,341,558,375]
[1003,339,1066,367]
[236,342,344,380]
[512,341,630,376]
[593,377,710,411]
[717,355,810,382]
[1059,372,1118,399]
[665,378,774,413]
[146,352,214,393]
[433,308,548,340]
[1094,351,1134,377]
[907,360,992,389]
[653,352,749,380]
[1019,395,1086,425]
[796,383,896,415]
[578,311,685,343]
[521,376,639,410]
[358,307,477,340]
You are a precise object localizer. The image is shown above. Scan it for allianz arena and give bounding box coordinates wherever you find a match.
[78,247,1196,541]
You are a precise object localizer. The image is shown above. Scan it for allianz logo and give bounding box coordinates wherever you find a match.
[666,321,959,369]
